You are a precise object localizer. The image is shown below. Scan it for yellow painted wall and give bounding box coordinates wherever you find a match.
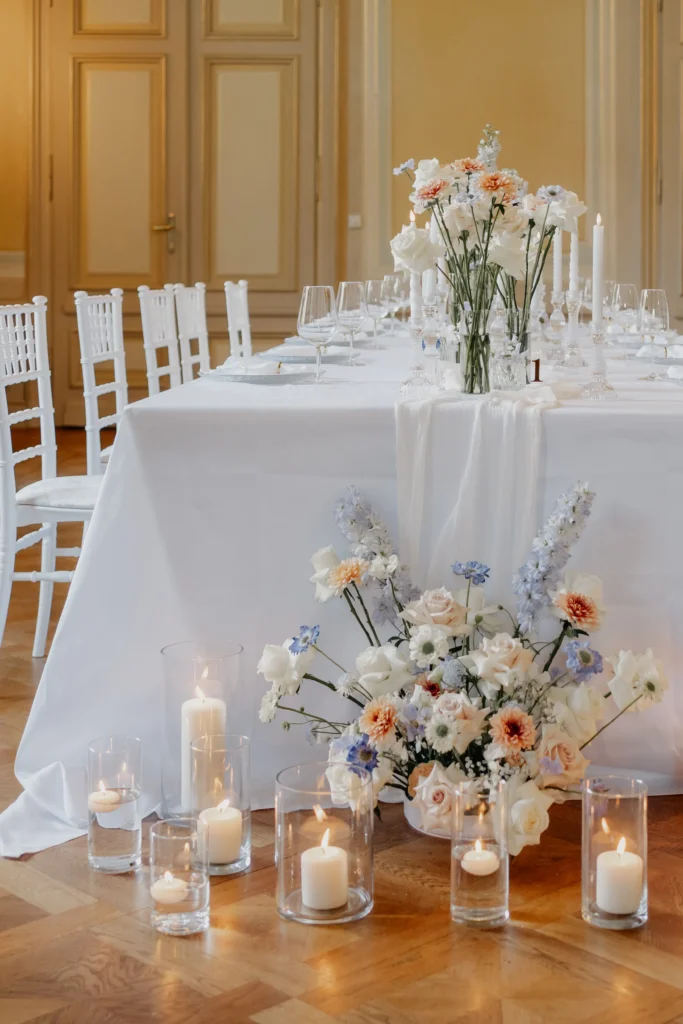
[0,0,31,252]
[391,0,586,236]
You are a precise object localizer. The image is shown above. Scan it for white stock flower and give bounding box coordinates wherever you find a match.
[368,554,399,581]
[401,587,467,635]
[409,624,451,668]
[507,779,554,856]
[549,683,606,743]
[355,644,413,698]
[390,223,441,274]
[413,761,465,833]
[257,639,314,696]
[258,688,279,724]
[608,649,669,712]
[310,546,341,602]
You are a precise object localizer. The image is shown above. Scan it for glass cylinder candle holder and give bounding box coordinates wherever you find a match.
[150,817,209,935]
[582,776,647,930]
[450,779,509,928]
[160,641,242,817]
[87,735,142,874]
[275,762,373,925]
[190,733,251,875]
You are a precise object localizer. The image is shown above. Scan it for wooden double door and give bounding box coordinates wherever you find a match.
[46,0,337,423]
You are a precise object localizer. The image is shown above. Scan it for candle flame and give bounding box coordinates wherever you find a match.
[217,799,232,814]
[478,801,487,824]
[98,781,106,794]
[195,686,205,700]
[200,665,209,681]
[596,213,602,226]
[163,870,174,882]
[409,210,416,224]
[617,837,626,856]
[321,828,330,854]
[313,804,327,824]
[601,818,610,835]
[474,838,482,853]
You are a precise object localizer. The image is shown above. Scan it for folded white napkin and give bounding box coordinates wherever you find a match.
[220,356,281,375]
[667,365,683,380]
[667,344,683,359]
[265,343,347,360]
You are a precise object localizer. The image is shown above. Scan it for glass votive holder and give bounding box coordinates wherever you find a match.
[87,735,142,874]
[190,733,251,875]
[582,775,648,930]
[450,779,509,928]
[275,761,374,925]
[160,640,242,817]
[149,817,210,935]
[490,349,527,391]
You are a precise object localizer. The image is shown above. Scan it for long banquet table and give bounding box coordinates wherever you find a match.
[2,334,683,855]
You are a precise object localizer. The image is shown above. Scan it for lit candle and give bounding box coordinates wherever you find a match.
[199,799,242,864]
[300,828,348,911]
[592,214,604,326]
[300,804,351,843]
[552,228,563,295]
[596,837,643,915]
[180,681,226,810]
[88,781,121,814]
[461,838,500,877]
[569,231,579,293]
[151,870,188,905]
[408,211,422,320]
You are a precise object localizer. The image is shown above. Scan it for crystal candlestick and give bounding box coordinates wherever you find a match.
[400,316,437,398]
[546,290,566,366]
[561,291,587,368]
[581,324,618,400]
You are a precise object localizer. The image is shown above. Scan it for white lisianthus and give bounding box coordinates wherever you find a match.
[401,587,467,635]
[413,761,465,833]
[507,779,554,856]
[310,546,341,602]
[409,624,451,669]
[355,644,413,698]
[368,554,399,581]
[546,191,587,233]
[608,649,669,712]
[488,232,529,281]
[258,687,279,724]
[257,639,314,696]
[549,683,606,743]
[390,223,441,274]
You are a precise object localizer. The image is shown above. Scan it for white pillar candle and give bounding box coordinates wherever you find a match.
[151,870,188,905]
[300,829,348,911]
[592,214,604,326]
[422,269,436,304]
[199,800,242,864]
[552,228,563,295]
[569,231,579,293]
[180,686,226,810]
[409,272,422,319]
[461,839,500,877]
[88,783,122,814]
[596,837,643,915]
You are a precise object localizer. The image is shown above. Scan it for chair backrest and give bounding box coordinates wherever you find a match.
[0,297,57,520]
[173,282,211,382]
[74,289,128,476]
[138,284,182,397]
[224,279,252,360]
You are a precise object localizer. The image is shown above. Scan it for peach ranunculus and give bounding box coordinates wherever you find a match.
[489,705,537,753]
[358,696,401,751]
[536,724,589,789]
[400,587,467,635]
[478,171,516,196]
[552,573,604,632]
[326,557,370,596]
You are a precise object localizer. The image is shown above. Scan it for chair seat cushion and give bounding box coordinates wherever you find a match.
[16,475,102,510]
[101,445,114,463]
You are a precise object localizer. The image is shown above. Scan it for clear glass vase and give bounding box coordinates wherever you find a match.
[450,779,509,927]
[461,332,491,394]
[190,733,251,876]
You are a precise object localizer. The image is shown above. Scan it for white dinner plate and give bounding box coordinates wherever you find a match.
[199,365,315,384]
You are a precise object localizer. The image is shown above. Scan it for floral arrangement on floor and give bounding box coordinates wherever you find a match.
[258,485,667,856]
[390,126,587,393]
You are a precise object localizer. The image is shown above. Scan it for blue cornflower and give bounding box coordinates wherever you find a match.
[346,735,379,774]
[393,158,415,176]
[565,640,603,681]
[289,624,320,654]
[452,560,490,585]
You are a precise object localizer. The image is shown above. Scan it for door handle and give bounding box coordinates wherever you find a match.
[152,213,176,254]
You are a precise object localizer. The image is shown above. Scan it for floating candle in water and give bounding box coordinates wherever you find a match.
[461,839,500,877]
[88,781,122,814]
[150,870,188,905]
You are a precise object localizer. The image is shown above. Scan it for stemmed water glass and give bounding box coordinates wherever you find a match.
[612,283,639,333]
[381,274,401,329]
[638,288,669,381]
[337,281,367,366]
[365,280,386,346]
[297,285,338,384]
[396,271,411,322]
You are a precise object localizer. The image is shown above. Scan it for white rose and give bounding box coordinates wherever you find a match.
[413,761,465,834]
[459,633,534,699]
[508,779,554,856]
[489,232,529,281]
[550,683,606,743]
[390,223,441,274]
[355,644,413,698]
[325,762,369,810]
[401,587,467,635]
[309,546,341,602]
[608,649,669,712]
[497,202,529,236]
[536,724,589,789]
[413,157,443,187]
[257,639,313,696]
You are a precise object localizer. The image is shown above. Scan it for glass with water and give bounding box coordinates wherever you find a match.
[87,735,142,873]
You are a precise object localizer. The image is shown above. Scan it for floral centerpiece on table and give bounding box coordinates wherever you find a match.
[258,485,667,856]
[390,126,587,394]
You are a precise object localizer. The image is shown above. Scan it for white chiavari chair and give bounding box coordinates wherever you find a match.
[173,282,211,382]
[224,279,252,360]
[0,297,101,657]
[74,289,128,476]
[138,284,182,397]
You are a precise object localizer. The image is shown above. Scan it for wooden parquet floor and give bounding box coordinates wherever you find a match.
[2,432,683,1022]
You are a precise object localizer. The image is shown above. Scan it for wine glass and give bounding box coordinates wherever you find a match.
[582,278,593,318]
[638,288,669,381]
[365,280,386,346]
[612,283,639,333]
[297,285,337,384]
[396,271,411,323]
[603,280,617,320]
[381,274,401,329]
[337,281,367,366]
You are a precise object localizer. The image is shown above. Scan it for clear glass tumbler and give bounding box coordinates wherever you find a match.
[275,762,374,925]
[190,733,251,876]
[87,735,142,874]
[582,775,647,930]
[160,641,242,817]
[150,817,210,935]
[450,779,509,928]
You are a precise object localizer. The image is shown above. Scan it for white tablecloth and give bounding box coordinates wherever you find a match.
[2,339,683,856]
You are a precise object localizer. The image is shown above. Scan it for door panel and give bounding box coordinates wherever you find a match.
[205,0,299,40]
[660,0,683,323]
[75,0,165,36]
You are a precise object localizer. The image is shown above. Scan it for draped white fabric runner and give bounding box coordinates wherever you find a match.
[396,384,569,602]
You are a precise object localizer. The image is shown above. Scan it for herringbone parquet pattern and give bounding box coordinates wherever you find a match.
[2,431,683,1023]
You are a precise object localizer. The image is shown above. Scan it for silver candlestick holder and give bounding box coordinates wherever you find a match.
[561,290,587,368]
[581,323,618,400]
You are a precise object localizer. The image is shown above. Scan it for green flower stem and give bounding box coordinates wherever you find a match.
[312,645,347,674]
[302,672,364,709]
[276,704,347,728]
[344,588,376,647]
[579,694,644,750]
[542,621,570,674]
[352,583,381,646]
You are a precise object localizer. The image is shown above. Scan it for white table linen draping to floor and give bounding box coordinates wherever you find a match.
[2,340,683,856]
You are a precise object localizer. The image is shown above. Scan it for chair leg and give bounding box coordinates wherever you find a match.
[0,529,16,651]
[33,523,56,658]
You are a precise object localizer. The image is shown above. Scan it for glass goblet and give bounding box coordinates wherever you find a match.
[337,281,367,366]
[297,285,338,384]
[638,288,669,381]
